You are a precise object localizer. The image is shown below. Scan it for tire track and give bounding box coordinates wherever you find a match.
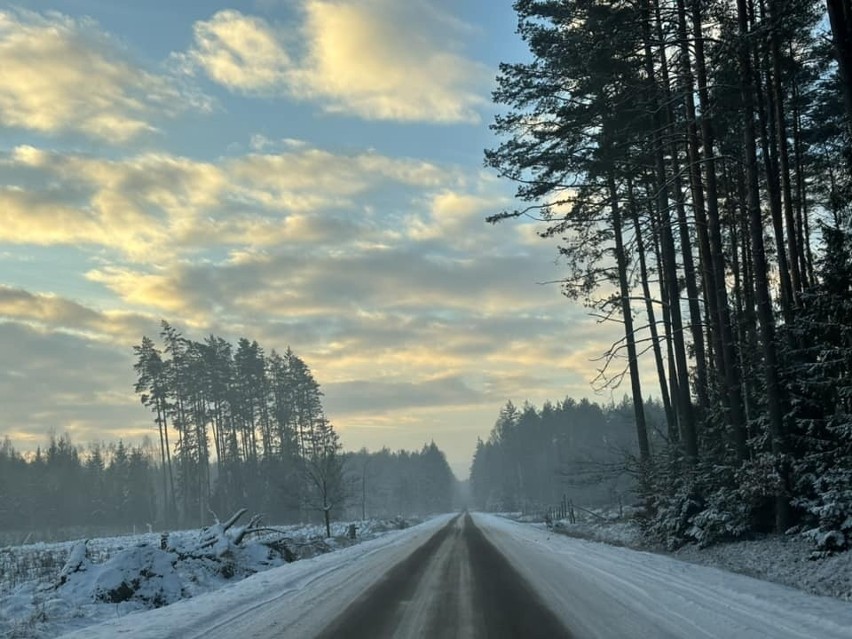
[316,512,571,638]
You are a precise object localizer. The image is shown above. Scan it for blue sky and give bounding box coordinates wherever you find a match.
[0,1,625,477]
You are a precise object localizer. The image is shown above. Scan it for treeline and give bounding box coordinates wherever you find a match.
[0,434,459,540]
[469,398,662,512]
[344,443,457,518]
[0,436,155,534]
[488,0,852,548]
[133,322,342,529]
[0,321,460,540]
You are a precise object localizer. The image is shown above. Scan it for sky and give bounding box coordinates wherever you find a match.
[0,0,628,478]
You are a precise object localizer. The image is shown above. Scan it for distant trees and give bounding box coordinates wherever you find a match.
[488,0,852,548]
[133,321,339,529]
[0,432,459,541]
[469,399,659,512]
[0,321,459,540]
[343,443,457,518]
[0,434,155,535]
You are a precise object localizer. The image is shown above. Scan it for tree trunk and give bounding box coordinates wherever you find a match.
[608,169,651,467]
[767,0,803,297]
[630,185,675,436]
[690,0,750,460]
[656,0,710,418]
[650,197,681,444]
[754,3,795,325]
[736,0,791,531]
[790,72,811,289]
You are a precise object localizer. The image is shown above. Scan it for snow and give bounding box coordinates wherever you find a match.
[478,513,852,638]
[56,514,454,639]
[0,517,430,638]
[671,533,852,602]
[537,508,852,602]
[6,513,852,638]
[548,510,643,548]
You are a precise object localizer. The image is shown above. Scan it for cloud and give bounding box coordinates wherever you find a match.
[0,321,147,444]
[0,144,457,262]
[0,10,209,142]
[181,2,490,123]
[0,285,161,344]
[407,190,510,248]
[0,141,608,392]
[323,376,483,416]
[180,9,291,93]
[294,0,490,122]
[0,148,221,260]
[0,138,620,474]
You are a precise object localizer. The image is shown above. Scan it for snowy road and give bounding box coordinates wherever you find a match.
[316,513,565,638]
[62,513,852,639]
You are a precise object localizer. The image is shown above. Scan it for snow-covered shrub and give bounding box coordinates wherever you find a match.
[642,453,783,549]
[793,415,852,554]
[89,546,182,606]
[686,492,754,548]
[640,460,704,549]
[785,221,852,553]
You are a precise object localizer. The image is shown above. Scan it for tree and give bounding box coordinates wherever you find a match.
[487,0,657,471]
[485,0,852,546]
[134,335,176,525]
[303,418,345,538]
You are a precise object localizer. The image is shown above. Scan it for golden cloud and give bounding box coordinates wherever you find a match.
[295,0,490,122]
[407,191,507,244]
[85,267,202,320]
[0,10,208,142]
[180,10,291,93]
[0,285,159,343]
[0,187,105,246]
[182,1,490,123]
[0,144,458,262]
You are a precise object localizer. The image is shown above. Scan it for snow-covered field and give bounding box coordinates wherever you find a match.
[537,508,852,602]
[0,516,422,639]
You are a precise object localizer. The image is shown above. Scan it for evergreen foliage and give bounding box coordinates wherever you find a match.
[0,435,155,535]
[488,0,852,549]
[343,443,457,519]
[132,323,342,529]
[469,398,665,512]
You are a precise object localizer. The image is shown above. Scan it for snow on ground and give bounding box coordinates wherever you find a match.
[478,513,852,638]
[0,516,423,639]
[524,507,852,602]
[58,514,455,639]
[8,511,852,638]
[672,533,852,602]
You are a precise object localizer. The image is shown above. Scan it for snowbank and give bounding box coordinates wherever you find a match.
[512,508,852,602]
[0,516,423,638]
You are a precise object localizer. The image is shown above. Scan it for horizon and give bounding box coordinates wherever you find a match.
[0,1,634,480]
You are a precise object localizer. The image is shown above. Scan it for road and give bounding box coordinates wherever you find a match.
[316,513,569,638]
[63,512,852,639]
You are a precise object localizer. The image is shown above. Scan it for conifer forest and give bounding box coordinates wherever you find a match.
[479,0,852,549]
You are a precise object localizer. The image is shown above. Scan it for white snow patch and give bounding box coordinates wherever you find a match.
[477,513,852,639]
[0,517,425,638]
[517,507,852,602]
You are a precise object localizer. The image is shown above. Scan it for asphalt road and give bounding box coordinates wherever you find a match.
[316,513,572,639]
